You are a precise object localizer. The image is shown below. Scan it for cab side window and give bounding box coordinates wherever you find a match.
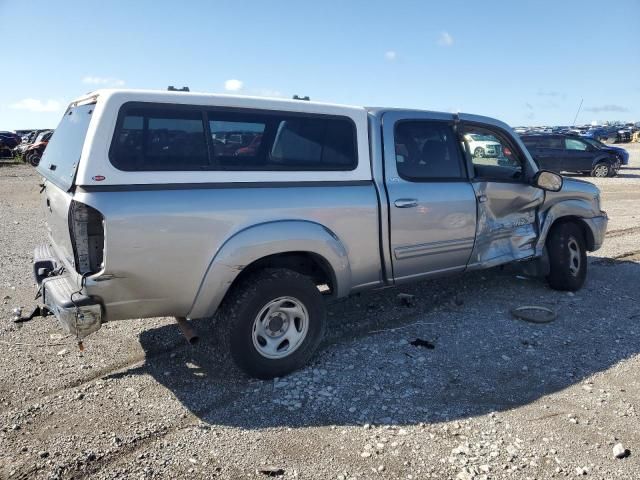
[463,126,525,181]
[394,121,465,180]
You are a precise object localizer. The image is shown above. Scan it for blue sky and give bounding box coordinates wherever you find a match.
[1,0,638,130]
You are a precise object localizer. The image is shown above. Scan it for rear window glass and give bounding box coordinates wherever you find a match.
[37,104,94,191]
[110,103,357,171]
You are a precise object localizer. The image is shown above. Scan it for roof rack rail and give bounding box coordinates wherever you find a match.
[168,86,190,92]
[293,95,310,101]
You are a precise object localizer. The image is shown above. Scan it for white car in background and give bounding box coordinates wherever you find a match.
[464,133,502,157]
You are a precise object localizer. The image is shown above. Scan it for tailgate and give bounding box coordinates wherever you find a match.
[41,181,75,269]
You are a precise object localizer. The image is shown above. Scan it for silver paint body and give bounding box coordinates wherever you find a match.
[37,92,607,330]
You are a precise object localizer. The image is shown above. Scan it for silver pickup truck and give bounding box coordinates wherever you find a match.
[33,89,607,378]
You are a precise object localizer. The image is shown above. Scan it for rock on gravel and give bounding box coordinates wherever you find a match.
[613,442,630,459]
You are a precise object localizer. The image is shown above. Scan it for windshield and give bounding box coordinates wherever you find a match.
[37,103,94,191]
[34,131,49,142]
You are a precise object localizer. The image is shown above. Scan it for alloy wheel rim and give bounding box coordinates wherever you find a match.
[252,296,309,359]
[568,237,581,276]
[594,165,608,177]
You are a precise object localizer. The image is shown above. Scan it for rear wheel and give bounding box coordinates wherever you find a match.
[591,162,610,177]
[546,222,587,291]
[474,147,485,158]
[219,268,326,379]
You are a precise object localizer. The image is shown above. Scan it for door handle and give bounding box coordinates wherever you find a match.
[394,198,418,208]
[477,194,488,203]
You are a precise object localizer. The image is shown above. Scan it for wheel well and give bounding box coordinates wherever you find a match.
[228,252,336,296]
[548,216,595,251]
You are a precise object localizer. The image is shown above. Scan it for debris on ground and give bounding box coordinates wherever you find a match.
[510,305,557,324]
[409,338,435,349]
[613,443,630,459]
[397,293,415,307]
[257,466,285,477]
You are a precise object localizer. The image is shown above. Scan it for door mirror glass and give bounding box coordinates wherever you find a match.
[534,170,563,192]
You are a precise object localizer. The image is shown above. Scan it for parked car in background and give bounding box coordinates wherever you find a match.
[463,133,502,157]
[0,131,21,148]
[24,130,53,166]
[32,89,607,378]
[617,127,633,143]
[521,134,620,177]
[14,129,47,157]
[581,127,617,143]
[580,136,629,166]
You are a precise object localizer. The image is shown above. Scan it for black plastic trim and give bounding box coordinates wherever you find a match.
[77,180,374,192]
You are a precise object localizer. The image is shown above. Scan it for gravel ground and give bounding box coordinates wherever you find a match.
[1,145,639,480]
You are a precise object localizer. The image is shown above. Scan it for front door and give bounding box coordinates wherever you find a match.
[563,137,594,172]
[383,112,477,282]
[460,121,545,269]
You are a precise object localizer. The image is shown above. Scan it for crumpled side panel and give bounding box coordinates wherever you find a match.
[467,181,544,270]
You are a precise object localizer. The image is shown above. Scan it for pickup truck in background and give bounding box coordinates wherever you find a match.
[33,90,607,378]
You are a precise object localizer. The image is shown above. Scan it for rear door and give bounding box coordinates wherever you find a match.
[535,136,565,172]
[383,111,477,282]
[461,122,544,268]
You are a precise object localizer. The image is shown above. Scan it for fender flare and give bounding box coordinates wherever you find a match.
[536,200,598,254]
[187,220,352,319]
[591,154,616,168]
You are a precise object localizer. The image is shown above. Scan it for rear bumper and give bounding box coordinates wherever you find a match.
[34,244,103,339]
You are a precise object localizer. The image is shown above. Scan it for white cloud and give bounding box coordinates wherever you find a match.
[82,76,125,87]
[9,98,63,113]
[224,79,244,92]
[437,31,454,47]
[384,50,397,61]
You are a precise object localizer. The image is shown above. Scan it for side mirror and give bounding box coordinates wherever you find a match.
[534,170,563,192]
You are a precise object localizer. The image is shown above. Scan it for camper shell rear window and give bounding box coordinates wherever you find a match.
[109,102,358,172]
[37,103,94,191]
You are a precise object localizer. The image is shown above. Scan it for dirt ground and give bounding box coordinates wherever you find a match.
[1,145,639,480]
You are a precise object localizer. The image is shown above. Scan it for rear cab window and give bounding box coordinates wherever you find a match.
[37,104,95,191]
[109,103,358,172]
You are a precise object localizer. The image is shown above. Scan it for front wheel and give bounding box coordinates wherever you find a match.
[28,152,41,167]
[546,222,587,291]
[591,162,610,177]
[474,147,485,158]
[219,268,326,379]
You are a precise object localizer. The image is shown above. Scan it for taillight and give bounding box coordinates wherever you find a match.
[69,201,104,275]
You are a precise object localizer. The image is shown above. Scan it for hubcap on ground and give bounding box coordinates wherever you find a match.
[568,237,581,276]
[252,296,309,359]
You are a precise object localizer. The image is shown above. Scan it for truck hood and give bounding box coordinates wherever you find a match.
[543,177,601,215]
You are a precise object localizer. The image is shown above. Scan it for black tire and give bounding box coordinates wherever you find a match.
[546,222,587,291]
[219,268,326,379]
[591,162,610,177]
[28,152,41,167]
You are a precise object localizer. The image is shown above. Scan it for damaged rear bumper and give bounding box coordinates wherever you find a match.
[34,244,102,339]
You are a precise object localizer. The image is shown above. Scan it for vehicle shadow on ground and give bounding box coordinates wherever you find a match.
[108,256,640,429]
